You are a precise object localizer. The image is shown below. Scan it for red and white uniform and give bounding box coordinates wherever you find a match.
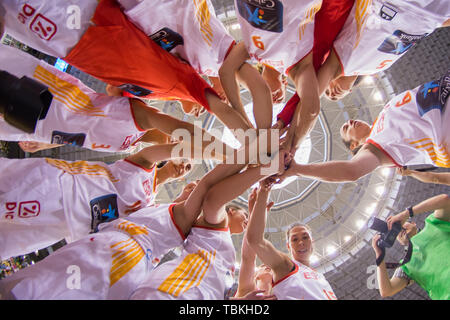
[0,157,158,259]
[235,0,323,75]
[130,226,236,300]
[119,0,235,77]
[367,75,450,168]
[333,0,450,76]
[272,260,337,300]
[2,0,217,110]
[0,45,146,153]
[2,0,97,58]
[0,204,185,300]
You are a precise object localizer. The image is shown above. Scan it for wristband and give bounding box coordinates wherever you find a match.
[407,206,414,218]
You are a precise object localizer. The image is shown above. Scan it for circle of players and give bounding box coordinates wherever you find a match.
[0,0,449,300]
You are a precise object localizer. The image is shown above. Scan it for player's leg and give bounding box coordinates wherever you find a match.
[131,98,235,162]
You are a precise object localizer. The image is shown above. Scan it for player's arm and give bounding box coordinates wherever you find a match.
[397,168,450,186]
[386,194,450,230]
[245,181,294,282]
[172,160,248,236]
[208,76,228,103]
[131,98,233,162]
[139,129,172,145]
[371,234,409,297]
[235,188,258,298]
[18,141,64,153]
[279,145,382,183]
[201,151,285,225]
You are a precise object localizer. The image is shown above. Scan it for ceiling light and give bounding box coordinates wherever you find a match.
[363,76,374,85]
[344,235,351,242]
[365,203,377,214]
[373,91,383,101]
[310,255,319,263]
[356,219,365,229]
[381,167,392,177]
[375,185,385,195]
[326,245,336,254]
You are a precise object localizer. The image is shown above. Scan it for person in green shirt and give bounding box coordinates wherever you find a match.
[371,194,450,300]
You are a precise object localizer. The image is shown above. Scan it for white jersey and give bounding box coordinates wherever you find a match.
[0,204,185,300]
[0,45,146,152]
[2,0,97,58]
[333,0,450,76]
[235,0,322,75]
[272,260,337,300]
[367,73,450,168]
[119,0,235,77]
[130,225,236,300]
[0,157,158,259]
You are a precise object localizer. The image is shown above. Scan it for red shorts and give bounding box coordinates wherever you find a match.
[64,0,216,111]
[277,0,354,125]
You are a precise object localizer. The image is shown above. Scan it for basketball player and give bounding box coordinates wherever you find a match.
[321,0,450,100]
[233,187,276,300]
[129,150,286,300]
[0,44,230,157]
[0,140,209,260]
[0,147,257,299]
[233,0,355,158]
[245,178,337,300]
[0,0,251,132]
[277,72,450,183]
[102,0,272,132]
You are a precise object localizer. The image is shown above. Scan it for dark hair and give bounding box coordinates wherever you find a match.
[157,160,168,168]
[341,138,363,156]
[353,75,364,87]
[286,222,312,241]
[225,203,247,216]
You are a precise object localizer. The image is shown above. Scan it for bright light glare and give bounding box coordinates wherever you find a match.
[373,91,383,101]
[365,203,377,214]
[344,235,351,242]
[356,219,365,229]
[375,185,385,195]
[363,76,374,85]
[310,255,319,263]
[381,167,392,177]
[326,245,336,254]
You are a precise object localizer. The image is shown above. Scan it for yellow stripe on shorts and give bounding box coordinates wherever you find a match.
[158,249,216,297]
[34,65,105,117]
[45,159,120,182]
[194,0,213,46]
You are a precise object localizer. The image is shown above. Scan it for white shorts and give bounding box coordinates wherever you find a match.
[0,204,185,299]
[0,157,68,260]
[0,230,148,300]
[2,0,98,57]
